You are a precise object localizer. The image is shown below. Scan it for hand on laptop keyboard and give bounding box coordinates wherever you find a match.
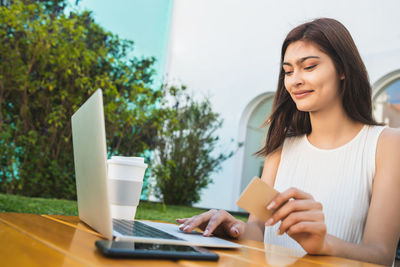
[176,209,245,239]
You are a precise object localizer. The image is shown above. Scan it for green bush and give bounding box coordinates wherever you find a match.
[0,0,164,199]
[0,0,236,206]
[151,86,238,205]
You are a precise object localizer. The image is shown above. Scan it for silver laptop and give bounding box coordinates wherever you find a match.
[71,89,241,248]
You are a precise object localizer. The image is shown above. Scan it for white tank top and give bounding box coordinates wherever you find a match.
[264,125,386,251]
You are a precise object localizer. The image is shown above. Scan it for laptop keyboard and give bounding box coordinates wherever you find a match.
[113,219,184,241]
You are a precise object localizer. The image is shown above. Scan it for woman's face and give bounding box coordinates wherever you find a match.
[282,41,343,113]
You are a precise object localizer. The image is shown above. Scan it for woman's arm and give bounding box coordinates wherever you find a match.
[266,128,400,266]
[177,147,282,241]
[324,127,400,265]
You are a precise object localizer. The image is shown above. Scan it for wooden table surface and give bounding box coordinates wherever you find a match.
[0,212,383,266]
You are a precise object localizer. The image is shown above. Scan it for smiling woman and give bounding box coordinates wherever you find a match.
[175,18,400,266]
[282,42,344,113]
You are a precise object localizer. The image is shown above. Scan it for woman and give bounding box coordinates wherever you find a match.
[176,18,400,265]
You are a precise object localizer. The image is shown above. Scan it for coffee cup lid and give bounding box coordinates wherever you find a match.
[108,156,147,168]
[111,156,144,163]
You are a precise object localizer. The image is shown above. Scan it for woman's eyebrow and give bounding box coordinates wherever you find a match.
[282,56,320,67]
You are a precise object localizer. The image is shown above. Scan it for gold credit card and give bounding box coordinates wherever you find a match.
[236,177,279,222]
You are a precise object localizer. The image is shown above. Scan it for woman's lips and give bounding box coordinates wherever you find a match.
[292,90,314,99]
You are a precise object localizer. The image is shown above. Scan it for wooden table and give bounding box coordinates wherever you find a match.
[0,212,383,266]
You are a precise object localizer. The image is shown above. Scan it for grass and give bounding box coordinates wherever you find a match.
[0,193,78,215]
[0,193,248,223]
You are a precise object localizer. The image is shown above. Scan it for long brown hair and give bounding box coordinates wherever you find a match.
[256,18,380,157]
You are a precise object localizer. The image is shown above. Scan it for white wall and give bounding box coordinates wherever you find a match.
[164,0,400,210]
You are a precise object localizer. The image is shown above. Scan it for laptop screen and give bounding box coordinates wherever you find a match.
[71,89,113,239]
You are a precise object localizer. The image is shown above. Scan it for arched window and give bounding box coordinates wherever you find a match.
[240,95,273,193]
[373,70,400,128]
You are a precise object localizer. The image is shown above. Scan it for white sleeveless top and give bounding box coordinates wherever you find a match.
[264,125,385,251]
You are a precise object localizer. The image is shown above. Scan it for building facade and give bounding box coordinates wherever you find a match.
[164,0,400,211]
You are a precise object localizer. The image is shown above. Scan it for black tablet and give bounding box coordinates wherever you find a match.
[95,240,219,261]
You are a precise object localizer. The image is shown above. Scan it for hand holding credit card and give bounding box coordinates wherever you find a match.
[236,177,279,222]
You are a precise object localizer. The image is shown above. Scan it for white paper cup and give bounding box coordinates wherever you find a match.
[107,156,148,220]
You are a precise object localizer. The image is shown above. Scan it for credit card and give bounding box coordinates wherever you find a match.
[236,177,279,222]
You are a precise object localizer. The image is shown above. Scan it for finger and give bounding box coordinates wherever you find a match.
[179,216,197,230]
[178,217,194,230]
[266,199,323,226]
[176,218,188,224]
[286,221,327,237]
[203,210,231,236]
[267,187,312,210]
[278,210,324,234]
[229,221,245,238]
[181,209,217,232]
[179,210,212,230]
[177,218,201,231]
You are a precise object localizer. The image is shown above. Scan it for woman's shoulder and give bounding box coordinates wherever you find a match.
[283,134,305,144]
[376,126,400,166]
[281,134,306,151]
[378,126,400,144]
[262,135,304,172]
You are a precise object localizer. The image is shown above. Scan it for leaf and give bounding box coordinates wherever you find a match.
[0,0,161,200]
[151,85,238,205]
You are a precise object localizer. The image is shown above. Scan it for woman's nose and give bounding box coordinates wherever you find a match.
[289,71,304,88]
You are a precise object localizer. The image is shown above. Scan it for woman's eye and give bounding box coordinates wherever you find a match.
[284,70,293,75]
[304,65,316,70]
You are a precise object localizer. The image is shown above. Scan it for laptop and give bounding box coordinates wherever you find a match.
[71,89,241,248]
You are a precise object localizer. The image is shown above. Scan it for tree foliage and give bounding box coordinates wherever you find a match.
[152,86,236,205]
[0,0,236,205]
[0,0,163,199]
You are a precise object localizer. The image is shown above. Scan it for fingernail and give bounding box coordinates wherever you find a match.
[265,218,273,226]
[276,229,281,236]
[203,229,209,236]
[178,224,185,229]
[267,201,275,210]
[183,225,189,231]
